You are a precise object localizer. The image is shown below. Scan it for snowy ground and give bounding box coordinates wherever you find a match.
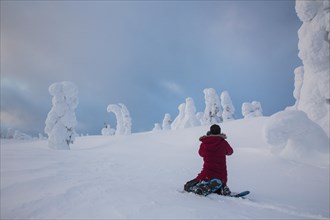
[1,117,329,219]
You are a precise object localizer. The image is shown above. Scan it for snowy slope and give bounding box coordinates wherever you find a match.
[1,117,329,219]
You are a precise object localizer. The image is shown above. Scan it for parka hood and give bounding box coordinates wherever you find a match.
[199,134,227,152]
[199,134,227,143]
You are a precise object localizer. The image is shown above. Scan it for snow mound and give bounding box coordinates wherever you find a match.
[263,110,329,167]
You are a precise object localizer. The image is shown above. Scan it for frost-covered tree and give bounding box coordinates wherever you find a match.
[5,128,14,139]
[171,98,200,129]
[242,101,263,118]
[291,66,304,109]
[13,130,32,140]
[162,113,172,130]
[101,123,115,136]
[171,103,186,130]
[202,88,222,125]
[293,0,330,136]
[181,97,201,128]
[45,81,78,150]
[220,91,235,121]
[119,103,132,135]
[38,133,46,140]
[152,123,162,132]
[107,103,132,135]
[107,104,124,135]
[196,112,204,125]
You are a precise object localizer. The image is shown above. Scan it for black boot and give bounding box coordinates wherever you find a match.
[184,179,199,192]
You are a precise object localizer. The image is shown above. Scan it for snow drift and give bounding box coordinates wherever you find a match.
[264,110,329,167]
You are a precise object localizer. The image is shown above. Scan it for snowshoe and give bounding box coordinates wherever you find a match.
[191,179,222,196]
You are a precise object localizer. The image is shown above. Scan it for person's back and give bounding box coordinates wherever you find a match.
[196,133,233,186]
[184,124,233,196]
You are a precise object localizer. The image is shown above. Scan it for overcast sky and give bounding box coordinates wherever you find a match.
[1,0,302,136]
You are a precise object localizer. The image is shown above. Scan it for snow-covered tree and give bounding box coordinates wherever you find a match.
[38,133,46,140]
[2,128,33,140]
[162,113,172,130]
[196,112,204,124]
[171,98,200,129]
[101,123,115,136]
[107,104,124,135]
[293,0,330,136]
[45,81,78,150]
[290,66,304,109]
[152,123,162,132]
[181,97,201,128]
[107,103,132,135]
[119,103,132,135]
[202,88,222,125]
[220,91,235,121]
[5,128,14,139]
[13,130,33,140]
[171,103,186,130]
[242,101,263,118]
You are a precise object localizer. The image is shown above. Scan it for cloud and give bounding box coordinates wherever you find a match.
[0,111,23,128]
[160,81,185,97]
[1,77,48,134]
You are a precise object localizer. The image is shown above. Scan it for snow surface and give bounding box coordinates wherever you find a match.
[1,117,329,219]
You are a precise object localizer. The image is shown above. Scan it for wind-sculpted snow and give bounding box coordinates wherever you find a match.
[1,117,329,219]
[264,110,329,167]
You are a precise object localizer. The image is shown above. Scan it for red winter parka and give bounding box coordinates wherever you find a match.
[196,134,233,186]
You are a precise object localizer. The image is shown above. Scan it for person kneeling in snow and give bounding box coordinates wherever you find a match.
[184,124,233,196]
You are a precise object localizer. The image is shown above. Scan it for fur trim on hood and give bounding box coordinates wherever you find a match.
[199,133,227,141]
